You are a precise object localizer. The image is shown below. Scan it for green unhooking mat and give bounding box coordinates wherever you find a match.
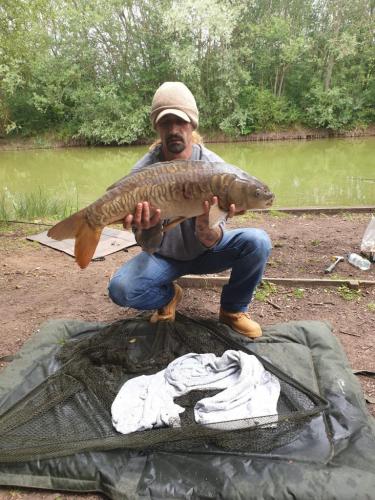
[0,315,374,499]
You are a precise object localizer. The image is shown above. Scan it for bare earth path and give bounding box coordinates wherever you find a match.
[0,211,374,499]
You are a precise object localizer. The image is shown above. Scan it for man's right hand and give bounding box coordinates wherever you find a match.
[123,202,161,230]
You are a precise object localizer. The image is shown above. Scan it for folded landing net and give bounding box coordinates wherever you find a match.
[0,315,328,463]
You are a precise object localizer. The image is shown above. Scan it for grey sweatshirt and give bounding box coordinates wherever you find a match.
[131,143,224,261]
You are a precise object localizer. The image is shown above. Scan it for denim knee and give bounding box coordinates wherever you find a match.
[108,275,165,309]
[242,228,272,260]
[108,276,127,306]
[108,276,144,308]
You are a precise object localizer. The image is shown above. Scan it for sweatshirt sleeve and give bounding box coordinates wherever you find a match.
[133,222,164,253]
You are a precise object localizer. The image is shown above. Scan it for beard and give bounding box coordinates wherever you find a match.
[166,135,186,154]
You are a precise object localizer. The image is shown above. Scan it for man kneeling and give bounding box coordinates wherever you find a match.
[108,82,271,338]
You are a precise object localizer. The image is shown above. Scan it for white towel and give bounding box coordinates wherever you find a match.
[111,371,185,434]
[111,350,280,435]
[193,351,280,425]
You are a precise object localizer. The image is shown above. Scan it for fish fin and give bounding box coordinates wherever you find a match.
[106,178,125,191]
[208,200,228,228]
[75,225,103,269]
[47,210,86,240]
[163,216,188,232]
[48,211,102,269]
[106,182,116,191]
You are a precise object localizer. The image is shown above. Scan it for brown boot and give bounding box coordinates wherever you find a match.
[219,308,262,338]
[149,283,183,323]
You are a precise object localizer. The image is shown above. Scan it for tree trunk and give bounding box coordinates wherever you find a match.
[324,53,334,91]
[273,67,279,96]
[277,65,289,97]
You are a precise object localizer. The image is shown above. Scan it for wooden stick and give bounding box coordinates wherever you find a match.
[265,299,282,310]
[339,330,361,337]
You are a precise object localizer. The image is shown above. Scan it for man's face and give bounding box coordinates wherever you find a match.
[156,114,193,158]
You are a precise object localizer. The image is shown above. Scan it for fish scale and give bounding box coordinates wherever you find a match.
[48,160,274,268]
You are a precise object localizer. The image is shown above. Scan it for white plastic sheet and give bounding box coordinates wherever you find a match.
[361,216,375,261]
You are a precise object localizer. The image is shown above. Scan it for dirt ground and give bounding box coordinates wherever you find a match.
[0,211,375,499]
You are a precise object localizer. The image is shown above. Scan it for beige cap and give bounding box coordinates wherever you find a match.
[150,82,199,129]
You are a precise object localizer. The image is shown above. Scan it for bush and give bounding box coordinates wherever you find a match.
[219,87,300,136]
[304,85,357,131]
[72,85,151,145]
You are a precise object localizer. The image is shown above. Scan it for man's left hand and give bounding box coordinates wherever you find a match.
[195,197,245,248]
[227,203,246,218]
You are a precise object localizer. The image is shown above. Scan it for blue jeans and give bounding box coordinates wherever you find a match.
[108,228,271,313]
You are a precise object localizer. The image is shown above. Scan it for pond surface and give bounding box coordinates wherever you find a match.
[0,137,374,208]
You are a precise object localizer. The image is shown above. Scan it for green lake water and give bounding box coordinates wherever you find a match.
[0,137,374,209]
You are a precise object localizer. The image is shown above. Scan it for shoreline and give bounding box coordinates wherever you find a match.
[0,125,374,151]
[204,125,375,143]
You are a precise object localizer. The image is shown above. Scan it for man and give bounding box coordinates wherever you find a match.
[108,82,271,338]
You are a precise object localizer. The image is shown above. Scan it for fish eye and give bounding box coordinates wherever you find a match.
[255,189,261,197]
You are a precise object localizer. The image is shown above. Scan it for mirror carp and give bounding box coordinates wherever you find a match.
[47,160,274,268]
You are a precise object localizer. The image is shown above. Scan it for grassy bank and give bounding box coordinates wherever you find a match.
[0,188,78,223]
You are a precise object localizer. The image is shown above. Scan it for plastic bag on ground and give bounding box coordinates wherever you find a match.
[361,216,375,262]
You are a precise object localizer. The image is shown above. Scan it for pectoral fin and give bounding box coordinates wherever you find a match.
[208,200,228,228]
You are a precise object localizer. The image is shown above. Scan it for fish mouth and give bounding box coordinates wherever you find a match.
[264,194,275,207]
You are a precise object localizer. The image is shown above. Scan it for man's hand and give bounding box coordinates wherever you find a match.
[227,203,246,218]
[195,196,223,248]
[123,202,161,230]
[195,197,246,248]
[124,202,163,253]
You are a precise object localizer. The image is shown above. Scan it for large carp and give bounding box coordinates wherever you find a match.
[48,160,274,269]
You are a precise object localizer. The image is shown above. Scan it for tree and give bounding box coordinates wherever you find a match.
[0,0,373,139]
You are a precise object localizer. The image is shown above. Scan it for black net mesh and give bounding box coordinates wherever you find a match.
[0,314,328,462]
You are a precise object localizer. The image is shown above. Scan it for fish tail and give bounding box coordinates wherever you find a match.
[47,210,102,269]
[74,223,103,269]
[47,210,85,241]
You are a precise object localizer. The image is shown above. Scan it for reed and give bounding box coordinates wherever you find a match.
[0,193,10,222]
[0,188,78,221]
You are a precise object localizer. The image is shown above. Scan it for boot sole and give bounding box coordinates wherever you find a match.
[219,318,263,339]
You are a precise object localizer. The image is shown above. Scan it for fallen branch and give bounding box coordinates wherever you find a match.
[266,299,282,310]
[339,329,361,337]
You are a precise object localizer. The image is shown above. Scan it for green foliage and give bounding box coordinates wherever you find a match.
[255,281,278,301]
[220,88,300,136]
[367,303,375,312]
[1,188,78,220]
[0,0,373,141]
[337,285,362,301]
[310,239,321,246]
[0,193,9,221]
[73,85,151,145]
[304,85,359,130]
[293,288,305,299]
